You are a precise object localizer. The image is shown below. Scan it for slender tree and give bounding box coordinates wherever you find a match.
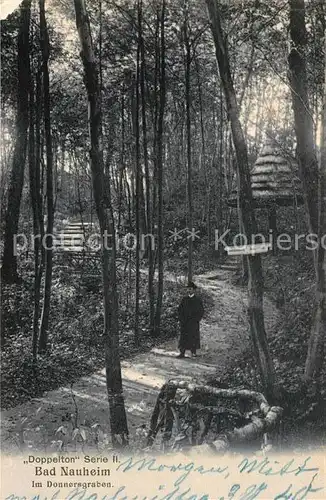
[206,0,276,399]
[183,0,193,283]
[38,0,54,353]
[28,24,43,361]
[117,91,125,232]
[134,1,141,345]
[1,0,31,284]
[154,0,166,337]
[148,7,160,337]
[139,0,155,333]
[32,64,45,358]
[74,0,129,446]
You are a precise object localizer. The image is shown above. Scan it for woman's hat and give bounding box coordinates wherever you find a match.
[187,281,197,289]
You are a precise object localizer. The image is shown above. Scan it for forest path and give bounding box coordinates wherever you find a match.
[1,261,278,453]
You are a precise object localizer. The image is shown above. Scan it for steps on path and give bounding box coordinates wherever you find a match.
[54,221,97,254]
[197,255,240,281]
[219,255,240,269]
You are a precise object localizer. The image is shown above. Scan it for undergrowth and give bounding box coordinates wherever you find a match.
[210,249,326,449]
[1,261,214,410]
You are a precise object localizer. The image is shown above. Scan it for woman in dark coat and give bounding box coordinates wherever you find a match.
[177,282,204,358]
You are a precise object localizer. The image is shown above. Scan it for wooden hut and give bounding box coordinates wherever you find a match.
[228,137,304,232]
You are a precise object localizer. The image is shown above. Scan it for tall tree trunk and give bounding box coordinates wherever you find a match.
[184,0,193,283]
[38,0,54,353]
[139,0,155,332]
[134,1,141,345]
[74,0,129,446]
[117,91,125,232]
[288,0,319,240]
[217,83,224,247]
[304,38,326,382]
[154,0,166,337]
[206,0,276,399]
[195,54,210,245]
[1,0,31,283]
[239,43,254,283]
[28,46,43,361]
[33,67,45,357]
[149,8,160,337]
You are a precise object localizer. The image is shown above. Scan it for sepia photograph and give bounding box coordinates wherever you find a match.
[0,0,325,498]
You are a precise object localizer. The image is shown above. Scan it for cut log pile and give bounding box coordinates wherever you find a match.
[147,380,283,453]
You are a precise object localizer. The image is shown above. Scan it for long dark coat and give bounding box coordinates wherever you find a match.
[178,295,204,351]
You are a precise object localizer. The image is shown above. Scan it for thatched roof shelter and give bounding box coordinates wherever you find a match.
[228,138,304,208]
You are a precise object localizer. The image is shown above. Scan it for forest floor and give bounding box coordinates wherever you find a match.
[0,259,278,454]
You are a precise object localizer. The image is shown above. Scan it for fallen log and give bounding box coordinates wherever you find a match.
[147,380,283,452]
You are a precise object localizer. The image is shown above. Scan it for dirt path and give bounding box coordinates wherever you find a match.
[1,262,278,453]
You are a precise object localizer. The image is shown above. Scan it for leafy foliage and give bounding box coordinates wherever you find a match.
[1,271,183,408]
